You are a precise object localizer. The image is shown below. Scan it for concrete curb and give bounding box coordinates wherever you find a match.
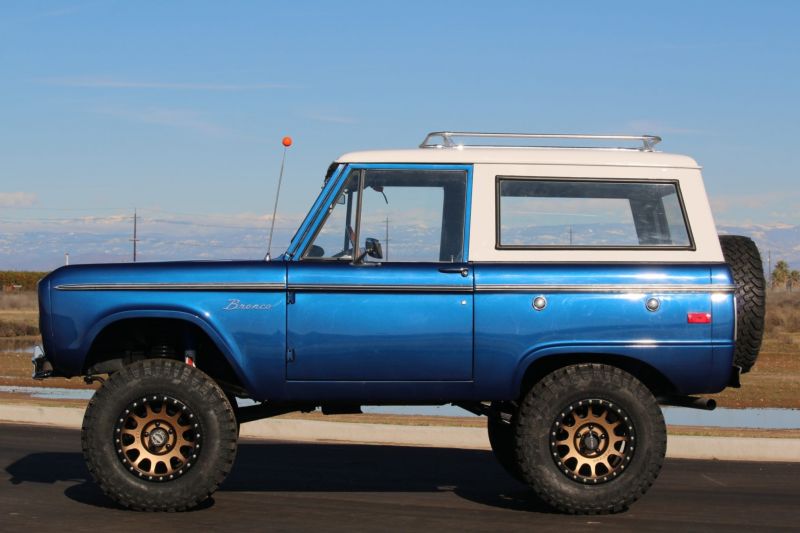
[1,403,798,462]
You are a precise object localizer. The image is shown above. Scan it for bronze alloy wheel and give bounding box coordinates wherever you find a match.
[550,398,635,484]
[114,395,201,482]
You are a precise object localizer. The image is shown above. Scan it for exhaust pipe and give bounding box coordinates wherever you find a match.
[658,395,717,411]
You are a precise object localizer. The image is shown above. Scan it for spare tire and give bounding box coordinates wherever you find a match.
[719,235,766,373]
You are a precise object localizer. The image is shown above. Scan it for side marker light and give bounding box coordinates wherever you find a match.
[687,312,712,324]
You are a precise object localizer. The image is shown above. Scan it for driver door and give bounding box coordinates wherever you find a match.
[286,165,474,382]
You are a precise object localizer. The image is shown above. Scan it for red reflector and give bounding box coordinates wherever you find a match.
[687,312,712,324]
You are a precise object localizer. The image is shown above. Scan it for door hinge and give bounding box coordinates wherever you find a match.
[286,348,296,363]
[287,290,296,304]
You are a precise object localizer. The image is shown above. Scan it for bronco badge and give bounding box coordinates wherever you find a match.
[223,299,272,311]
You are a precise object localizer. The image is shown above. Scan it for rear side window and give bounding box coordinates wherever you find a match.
[497,178,693,249]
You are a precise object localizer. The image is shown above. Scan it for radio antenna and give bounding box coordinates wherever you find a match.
[265,136,292,260]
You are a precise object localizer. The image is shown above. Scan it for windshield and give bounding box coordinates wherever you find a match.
[303,169,360,260]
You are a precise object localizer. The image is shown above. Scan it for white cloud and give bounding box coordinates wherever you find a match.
[39,76,296,91]
[92,106,232,136]
[710,191,799,221]
[0,192,37,207]
[303,112,358,124]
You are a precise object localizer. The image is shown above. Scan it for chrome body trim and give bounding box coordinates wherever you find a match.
[55,282,286,291]
[474,284,737,293]
[55,282,736,294]
[288,284,472,293]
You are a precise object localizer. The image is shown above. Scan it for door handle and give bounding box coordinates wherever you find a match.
[438,266,469,277]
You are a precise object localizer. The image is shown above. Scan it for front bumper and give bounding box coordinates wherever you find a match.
[32,346,54,380]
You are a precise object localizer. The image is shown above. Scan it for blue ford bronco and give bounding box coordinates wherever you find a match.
[34,132,765,514]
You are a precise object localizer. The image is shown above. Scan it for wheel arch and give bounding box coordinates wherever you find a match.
[82,310,252,396]
[515,351,679,399]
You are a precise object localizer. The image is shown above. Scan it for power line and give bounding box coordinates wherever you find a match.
[0,214,297,231]
[0,206,133,211]
[0,215,129,222]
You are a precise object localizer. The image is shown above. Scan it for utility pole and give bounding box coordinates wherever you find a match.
[131,208,140,262]
[64,252,69,266]
[768,250,771,274]
[385,216,389,261]
[767,250,771,287]
[569,224,573,245]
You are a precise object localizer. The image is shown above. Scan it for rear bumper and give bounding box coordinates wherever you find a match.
[32,346,54,380]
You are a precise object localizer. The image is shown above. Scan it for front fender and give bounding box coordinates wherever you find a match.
[43,260,287,400]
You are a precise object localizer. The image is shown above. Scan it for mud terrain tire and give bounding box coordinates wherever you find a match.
[487,414,524,483]
[719,235,766,373]
[514,364,666,514]
[82,359,238,511]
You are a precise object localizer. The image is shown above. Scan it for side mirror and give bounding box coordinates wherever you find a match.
[364,237,383,260]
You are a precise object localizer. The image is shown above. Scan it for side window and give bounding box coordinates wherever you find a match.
[497,178,692,249]
[303,168,468,262]
[360,169,467,262]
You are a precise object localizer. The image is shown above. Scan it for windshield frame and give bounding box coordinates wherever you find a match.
[284,163,347,259]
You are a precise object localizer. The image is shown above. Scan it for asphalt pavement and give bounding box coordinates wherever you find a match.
[1,423,798,532]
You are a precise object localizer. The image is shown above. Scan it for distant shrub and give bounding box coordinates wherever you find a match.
[0,271,49,291]
[765,292,800,343]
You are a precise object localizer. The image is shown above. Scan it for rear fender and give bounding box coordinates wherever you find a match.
[511,342,720,397]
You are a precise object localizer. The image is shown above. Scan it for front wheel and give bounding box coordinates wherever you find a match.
[81,359,239,511]
[514,364,666,514]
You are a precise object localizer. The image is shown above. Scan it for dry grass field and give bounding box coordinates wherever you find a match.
[0,292,38,337]
[1,290,798,407]
[710,291,800,408]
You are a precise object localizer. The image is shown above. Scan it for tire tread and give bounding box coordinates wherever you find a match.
[719,235,766,373]
[81,359,238,511]
[513,364,666,514]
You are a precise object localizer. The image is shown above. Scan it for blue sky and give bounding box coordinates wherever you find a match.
[1,1,799,268]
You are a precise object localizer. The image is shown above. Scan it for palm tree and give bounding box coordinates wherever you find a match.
[789,270,800,292]
[771,260,790,290]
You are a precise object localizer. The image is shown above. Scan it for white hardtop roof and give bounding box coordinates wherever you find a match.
[336,147,700,169]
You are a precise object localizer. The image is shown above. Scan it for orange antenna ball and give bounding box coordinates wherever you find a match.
[282,136,293,147]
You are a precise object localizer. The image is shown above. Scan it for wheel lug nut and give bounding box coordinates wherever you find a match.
[143,432,149,437]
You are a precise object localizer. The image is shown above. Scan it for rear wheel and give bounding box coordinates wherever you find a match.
[487,413,524,483]
[514,364,666,514]
[82,359,238,511]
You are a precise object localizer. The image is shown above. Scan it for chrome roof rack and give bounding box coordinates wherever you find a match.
[419,131,662,152]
